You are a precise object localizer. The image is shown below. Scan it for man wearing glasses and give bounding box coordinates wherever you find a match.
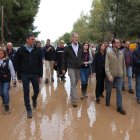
[105,38,126,115]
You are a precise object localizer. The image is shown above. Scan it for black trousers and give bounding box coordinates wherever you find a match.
[95,73,105,99]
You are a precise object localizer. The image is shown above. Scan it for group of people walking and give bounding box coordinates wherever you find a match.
[0,32,140,118]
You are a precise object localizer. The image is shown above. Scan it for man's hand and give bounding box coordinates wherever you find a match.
[62,70,65,74]
[38,78,42,84]
[47,47,51,52]
[108,76,113,82]
[84,62,88,65]
[18,80,22,83]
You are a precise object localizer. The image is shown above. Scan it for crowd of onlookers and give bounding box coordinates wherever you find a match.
[0,32,140,118]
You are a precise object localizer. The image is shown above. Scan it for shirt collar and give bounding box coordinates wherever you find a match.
[71,42,78,47]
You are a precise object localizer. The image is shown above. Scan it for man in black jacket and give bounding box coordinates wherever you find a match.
[43,39,55,84]
[62,33,83,107]
[16,33,43,118]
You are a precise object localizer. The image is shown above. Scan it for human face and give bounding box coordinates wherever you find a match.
[125,41,130,49]
[83,43,89,50]
[104,41,109,49]
[100,43,106,52]
[114,39,121,49]
[60,43,64,47]
[36,42,41,48]
[46,40,50,45]
[26,36,35,46]
[7,44,12,50]
[0,50,5,59]
[72,34,79,44]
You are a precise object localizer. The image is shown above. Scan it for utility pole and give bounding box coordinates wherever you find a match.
[1,6,4,47]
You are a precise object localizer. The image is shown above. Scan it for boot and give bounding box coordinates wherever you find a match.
[84,84,88,98]
[3,105,10,115]
[81,84,85,99]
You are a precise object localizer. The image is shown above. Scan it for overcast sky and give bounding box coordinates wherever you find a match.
[34,0,92,42]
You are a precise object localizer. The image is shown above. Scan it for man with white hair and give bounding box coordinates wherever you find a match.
[62,33,83,107]
[6,42,17,87]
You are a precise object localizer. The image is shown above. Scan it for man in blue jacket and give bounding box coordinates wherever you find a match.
[132,41,140,104]
[122,41,134,93]
[16,33,43,118]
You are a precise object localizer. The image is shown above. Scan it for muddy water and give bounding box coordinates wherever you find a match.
[0,72,140,140]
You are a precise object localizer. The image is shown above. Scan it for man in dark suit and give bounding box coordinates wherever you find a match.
[62,33,83,107]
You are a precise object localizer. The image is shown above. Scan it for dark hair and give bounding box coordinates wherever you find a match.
[82,42,90,49]
[111,38,120,45]
[104,40,109,43]
[25,33,34,40]
[36,41,41,44]
[111,38,115,44]
[97,42,105,52]
[47,39,50,42]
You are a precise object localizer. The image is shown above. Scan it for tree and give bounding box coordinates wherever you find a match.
[101,0,140,39]
[72,12,92,43]
[56,0,140,42]
[0,0,40,46]
[56,32,71,45]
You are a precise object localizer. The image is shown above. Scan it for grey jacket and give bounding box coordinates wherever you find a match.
[105,49,126,78]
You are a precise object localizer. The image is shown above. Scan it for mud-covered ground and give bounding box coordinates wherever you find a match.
[0,72,139,140]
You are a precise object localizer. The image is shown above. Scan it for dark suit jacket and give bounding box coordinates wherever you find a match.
[62,43,83,69]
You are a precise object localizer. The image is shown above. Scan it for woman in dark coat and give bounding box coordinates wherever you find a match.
[93,42,106,103]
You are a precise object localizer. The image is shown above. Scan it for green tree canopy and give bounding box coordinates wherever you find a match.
[0,0,40,46]
[56,0,140,43]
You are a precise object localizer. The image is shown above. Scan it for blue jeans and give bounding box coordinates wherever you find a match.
[136,75,140,100]
[122,66,133,89]
[0,81,10,105]
[106,77,123,109]
[80,68,90,85]
[21,74,39,111]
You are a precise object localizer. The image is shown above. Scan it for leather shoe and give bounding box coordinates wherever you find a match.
[96,99,100,104]
[32,97,37,108]
[117,108,126,115]
[122,87,125,91]
[106,103,110,106]
[128,89,134,94]
[72,101,77,107]
[137,99,140,104]
[27,110,32,118]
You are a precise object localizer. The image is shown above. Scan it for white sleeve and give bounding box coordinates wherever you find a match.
[88,50,93,64]
[8,60,16,80]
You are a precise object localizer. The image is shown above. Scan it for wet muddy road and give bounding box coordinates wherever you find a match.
[0,72,140,140]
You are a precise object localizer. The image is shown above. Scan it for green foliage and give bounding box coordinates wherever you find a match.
[0,0,40,46]
[55,32,71,45]
[57,0,140,43]
[72,12,92,43]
